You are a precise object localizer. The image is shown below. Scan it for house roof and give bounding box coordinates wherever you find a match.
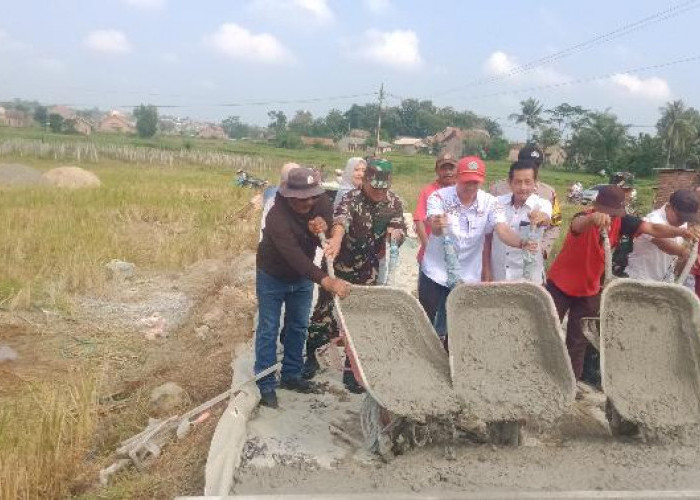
[393,137,424,146]
[301,136,335,147]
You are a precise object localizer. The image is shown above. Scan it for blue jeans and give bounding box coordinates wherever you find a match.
[417,271,450,338]
[254,269,314,393]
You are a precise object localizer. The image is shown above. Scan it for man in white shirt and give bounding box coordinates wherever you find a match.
[419,156,539,343]
[625,189,699,281]
[485,160,553,284]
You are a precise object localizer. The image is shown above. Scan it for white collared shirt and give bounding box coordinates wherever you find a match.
[422,187,498,286]
[626,205,685,282]
[491,193,552,283]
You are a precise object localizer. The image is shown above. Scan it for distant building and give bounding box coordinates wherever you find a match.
[653,168,700,209]
[0,106,6,126]
[426,127,490,157]
[49,105,77,120]
[337,135,368,153]
[99,111,135,134]
[393,136,427,155]
[508,143,527,162]
[301,136,335,148]
[545,145,567,166]
[5,110,32,128]
[67,117,93,136]
[198,125,227,140]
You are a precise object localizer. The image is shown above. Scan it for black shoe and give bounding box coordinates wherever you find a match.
[343,371,365,394]
[280,377,318,394]
[302,354,320,380]
[259,390,278,409]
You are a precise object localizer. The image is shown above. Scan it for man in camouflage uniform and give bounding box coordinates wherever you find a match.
[490,145,562,259]
[303,158,407,392]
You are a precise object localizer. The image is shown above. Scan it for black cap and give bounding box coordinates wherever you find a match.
[518,144,543,167]
[669,189,700,223]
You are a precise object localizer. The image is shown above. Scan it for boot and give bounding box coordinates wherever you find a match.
[302,352,320,380]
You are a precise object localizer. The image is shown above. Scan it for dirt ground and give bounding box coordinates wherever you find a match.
[0,250,259,498]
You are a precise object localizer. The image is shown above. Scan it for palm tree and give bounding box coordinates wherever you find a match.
[657,100,698,167]
[509,98,545,141]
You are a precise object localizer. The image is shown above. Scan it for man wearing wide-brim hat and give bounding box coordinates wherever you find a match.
[546,184,700,381]
[255,166,351,408]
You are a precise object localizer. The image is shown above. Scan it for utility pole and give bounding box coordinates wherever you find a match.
[375,82,384,157]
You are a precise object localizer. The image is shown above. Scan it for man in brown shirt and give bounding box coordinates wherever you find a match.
[256,167,350,408]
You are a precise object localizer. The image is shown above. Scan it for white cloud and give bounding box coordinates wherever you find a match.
[161,52,180,64]
[122,0,166,9]
[351,29,423,71]
[364,0,391,13]
[36,57,66,72]
[483,50,569,85]
[0,29,30,51]
[249,0,334,25]
[84,30,132,54]
[485,51,517,76]
[203,23,295,64]
[610,73,671,100]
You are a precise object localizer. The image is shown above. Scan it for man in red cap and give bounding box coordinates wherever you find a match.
[547,184,700,381]
[421,156,544,342]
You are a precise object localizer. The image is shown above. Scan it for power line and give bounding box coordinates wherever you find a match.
[19,92,378,111]
[430,0,700,99]
[449,54,700,103]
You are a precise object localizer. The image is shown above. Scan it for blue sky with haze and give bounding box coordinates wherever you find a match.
[1,0,698,140]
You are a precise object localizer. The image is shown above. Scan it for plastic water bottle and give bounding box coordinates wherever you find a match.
[520,225,543,282]
[442,230,461,289]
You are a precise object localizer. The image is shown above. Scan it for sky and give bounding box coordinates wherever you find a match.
[1,0,699,140]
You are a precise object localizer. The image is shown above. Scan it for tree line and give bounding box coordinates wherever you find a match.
[509,97,700,176]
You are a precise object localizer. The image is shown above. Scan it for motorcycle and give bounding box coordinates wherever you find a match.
[234,170,268,189]
[567,182,583,204]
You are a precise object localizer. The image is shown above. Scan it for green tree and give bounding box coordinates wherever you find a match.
[324,108,349,139]
[485,137,509,160]
[545,103,588,139]
[619,133,665,177]
[133,104,158,138]
[534,126,562,151]
[274,130,303,149]
[221,115,250,139]
[267,110,288,133]
[34,106,48,126]
[288,110,314,136]
[657,100,699,167]
[566,111,629,173]
[482,118,503,138]
[509,98,545,141]
[48,113,63,133]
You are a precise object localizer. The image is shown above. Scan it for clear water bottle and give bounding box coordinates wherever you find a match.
[443,230,461,289]
[520,224,543,282]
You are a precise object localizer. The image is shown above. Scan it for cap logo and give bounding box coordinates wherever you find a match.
[468,161,479,170]
[530,151,540,158]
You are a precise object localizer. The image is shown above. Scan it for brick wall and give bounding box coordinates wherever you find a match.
[653,170,700,209]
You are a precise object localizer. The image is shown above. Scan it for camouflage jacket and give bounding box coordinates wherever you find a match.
[333,189,406,284]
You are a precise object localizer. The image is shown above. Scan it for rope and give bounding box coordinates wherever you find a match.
[677,239,699,285]
[601,228,613,286]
